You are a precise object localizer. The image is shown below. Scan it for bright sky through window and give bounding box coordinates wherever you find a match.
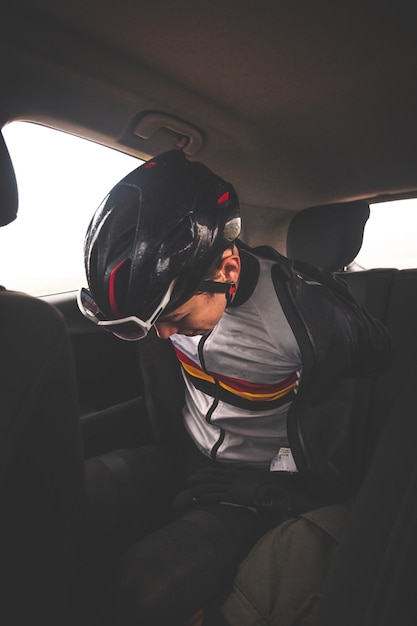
[2,121,417,296]
[355,198,417,270]
[1,122,142,295]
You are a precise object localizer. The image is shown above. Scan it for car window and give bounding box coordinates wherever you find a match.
[355,198,417,270]
[2,123,417,298]
[1,121,142,296]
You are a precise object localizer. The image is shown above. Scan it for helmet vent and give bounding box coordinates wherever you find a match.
[156,214,195,265]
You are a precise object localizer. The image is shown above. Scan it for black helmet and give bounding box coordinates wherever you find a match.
[80,149,241,334]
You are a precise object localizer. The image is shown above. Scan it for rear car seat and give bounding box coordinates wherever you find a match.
[286,201,409,480]
[286,187,417,626]
[0,129,84,624]
[316,362,417,626]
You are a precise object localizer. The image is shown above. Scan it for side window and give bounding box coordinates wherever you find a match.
[355,198,417,270]
[1,122,142,296]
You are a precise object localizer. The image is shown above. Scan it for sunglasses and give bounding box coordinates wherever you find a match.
[77,278,177,341]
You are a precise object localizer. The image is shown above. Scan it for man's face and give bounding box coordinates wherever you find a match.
[155,245,241,339]
[155,292,227,339]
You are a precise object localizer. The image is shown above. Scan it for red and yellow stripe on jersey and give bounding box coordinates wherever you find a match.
[173,346,299,411]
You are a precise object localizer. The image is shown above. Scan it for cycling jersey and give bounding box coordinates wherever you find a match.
[141,242,392,497]
[170,249,302,467]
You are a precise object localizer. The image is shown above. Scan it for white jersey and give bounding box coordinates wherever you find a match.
[170,250,302,468]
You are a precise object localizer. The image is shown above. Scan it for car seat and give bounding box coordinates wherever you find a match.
[286,200,399,493]
[0,128,84,625]
[315,365,417,626]
[286,200,417,624]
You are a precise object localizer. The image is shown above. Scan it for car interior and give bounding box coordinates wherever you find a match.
[2,2,417,625]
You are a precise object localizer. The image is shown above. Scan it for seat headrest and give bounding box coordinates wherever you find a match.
[0,130,18,227]
[286,200,370,271]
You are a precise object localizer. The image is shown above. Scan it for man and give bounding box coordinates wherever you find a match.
[78,149,391,625]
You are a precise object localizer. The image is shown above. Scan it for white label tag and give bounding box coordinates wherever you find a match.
[270,447,298,472]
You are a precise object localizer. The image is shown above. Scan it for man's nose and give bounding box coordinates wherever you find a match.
[154,322,178,339]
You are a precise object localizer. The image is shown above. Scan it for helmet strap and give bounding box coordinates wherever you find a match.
[197,280,237,305]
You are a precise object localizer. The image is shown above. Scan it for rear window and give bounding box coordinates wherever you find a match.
[2,122,417,296]
[355,198,417,270]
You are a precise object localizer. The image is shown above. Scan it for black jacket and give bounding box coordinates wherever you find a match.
[139,243,392,500]
[248,242,392,497]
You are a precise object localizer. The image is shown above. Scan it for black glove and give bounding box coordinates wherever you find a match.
[174,466,320,515]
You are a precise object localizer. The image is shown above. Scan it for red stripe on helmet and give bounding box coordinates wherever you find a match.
[109,260,126,318]
[217,191,230,204]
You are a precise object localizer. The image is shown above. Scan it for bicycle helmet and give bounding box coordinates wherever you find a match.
[81,149,241,332]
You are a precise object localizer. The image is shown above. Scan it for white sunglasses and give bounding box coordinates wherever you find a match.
[77,278,177,341]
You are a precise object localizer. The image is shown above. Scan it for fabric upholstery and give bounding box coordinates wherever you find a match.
[0,290,84,624]
[317,367,417,626]
[1,137,84,623]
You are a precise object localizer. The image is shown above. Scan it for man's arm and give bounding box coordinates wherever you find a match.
[291,259,393,377]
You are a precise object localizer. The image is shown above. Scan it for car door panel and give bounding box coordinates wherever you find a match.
[44,291,151,457]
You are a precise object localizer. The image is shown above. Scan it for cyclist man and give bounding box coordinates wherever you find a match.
[78,149,391,625]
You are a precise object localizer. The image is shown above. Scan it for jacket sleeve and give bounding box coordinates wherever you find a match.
[339,290,393,376]
[293,259,393,377]
[250,243,392,379]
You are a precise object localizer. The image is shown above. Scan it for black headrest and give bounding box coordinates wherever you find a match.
[0,130,18,227]
[286,200,370,271]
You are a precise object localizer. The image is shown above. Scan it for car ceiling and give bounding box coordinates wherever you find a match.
[2,1,417,224]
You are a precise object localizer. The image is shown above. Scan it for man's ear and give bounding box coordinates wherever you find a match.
[219,248,241,284]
